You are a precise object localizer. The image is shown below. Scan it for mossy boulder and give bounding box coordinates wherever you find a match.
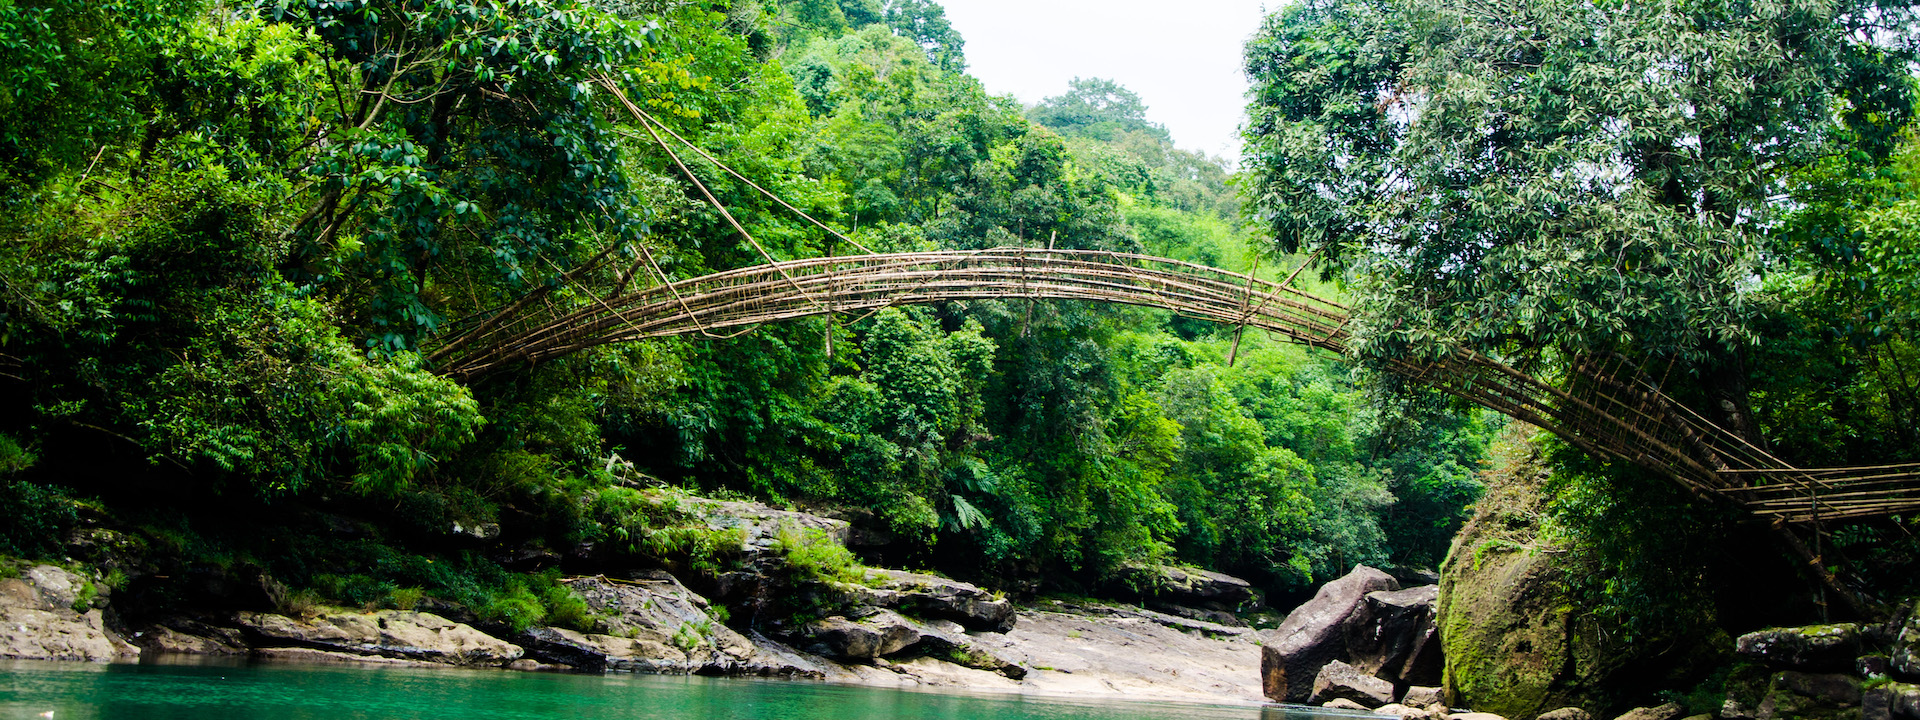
[1438,443,1611,718]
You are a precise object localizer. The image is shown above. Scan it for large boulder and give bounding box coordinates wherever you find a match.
[234,609,521,666]
[1723,668,1864,720]
[795,610,921,660]
[544,573,828,677]
[1259,565,1399,702]
[1112,563,1259,610]
[0,565,139,662]
[1735,625,1861,672]
[1351,584,1442,686]
[1611,703,1684,720]
[1892,601,1920,681]
[824,569,1016,633]
[1309,659,1395,708]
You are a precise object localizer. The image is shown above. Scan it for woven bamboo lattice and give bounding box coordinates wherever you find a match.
[426,247,1920,525]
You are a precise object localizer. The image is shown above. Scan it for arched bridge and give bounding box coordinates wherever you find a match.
[426,247,1920,527]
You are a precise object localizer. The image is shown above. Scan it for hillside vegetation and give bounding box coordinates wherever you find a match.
[0,0,1493,618]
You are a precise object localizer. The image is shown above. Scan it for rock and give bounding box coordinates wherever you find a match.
[519,625,702,674]
[1402,686,1446,709]
[0,565,138,662]
[1311,659,1396,708]
[1324,698,1371,711]
[1610,703,1683,720]
[1864,687,1892,720]
[1114,563,1258,609]
[1863,654,1892,678]
[1435,451,1721,720]
[1447,713,1509,720]
[1146,602,1244,627]
[1536,708,1593,720]
[253,647,447,666]
[1678,715,1712,720]
[1374,703,1438,719]
[1894,601,1920,681]
[827,569,1016,633]
[134,625,246,655]
[1351,584,1441,686]
[24,565,84,610]
[1260,565,1399,702]
[233,609,521,666]
[1773,671,1862,706]
[1724,670,1864,720]
[542,574,828,678]
[1735,625,1862,672]
[1885,682,1920,718]
[797,611,920,660]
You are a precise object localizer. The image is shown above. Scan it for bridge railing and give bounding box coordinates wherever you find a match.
[425,247,1920,525]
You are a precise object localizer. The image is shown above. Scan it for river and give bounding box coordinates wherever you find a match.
[0,658,1364,720]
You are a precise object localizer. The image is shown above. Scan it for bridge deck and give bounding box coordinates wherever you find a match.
[427,247,1920,525]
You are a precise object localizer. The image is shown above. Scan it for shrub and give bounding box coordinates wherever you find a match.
[773,526,868,585]
[0,479,78,559]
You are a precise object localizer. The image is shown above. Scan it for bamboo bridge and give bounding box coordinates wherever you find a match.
[426,246,1920,527]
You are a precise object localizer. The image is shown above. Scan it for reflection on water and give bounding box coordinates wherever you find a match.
[0,658,1367,720]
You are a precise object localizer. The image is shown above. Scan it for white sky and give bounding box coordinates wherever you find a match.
[938,0,1277,163]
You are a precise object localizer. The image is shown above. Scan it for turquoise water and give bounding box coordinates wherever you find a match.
[0,658,1360,720]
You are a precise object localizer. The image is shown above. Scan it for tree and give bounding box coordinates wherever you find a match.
[1244,0,1917,381]
[1029,77,1171,144]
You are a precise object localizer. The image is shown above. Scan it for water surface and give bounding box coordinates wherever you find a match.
[0,658,1368,720]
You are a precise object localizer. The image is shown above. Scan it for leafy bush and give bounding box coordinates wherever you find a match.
[0,479,77,559]
[773,526,868,585]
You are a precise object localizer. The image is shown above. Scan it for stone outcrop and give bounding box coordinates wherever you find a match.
[1611,702,1685,720]
[1892,602,1920,680]
[0,564,138,662]
[796,610,922,660]
[1260,564,1399,702]
[1110,563,1258,623]
[1310,659,1396,708]
[1735,625,1862,672]
[786,607,1023,679]
[1352,584,1442,686]
[533,573,828,677]
[1722,666,1864,720]
[234,609,522,666]
[823,569,1016,633]
[1537,708,1594,720]
[1402,686,1446,709]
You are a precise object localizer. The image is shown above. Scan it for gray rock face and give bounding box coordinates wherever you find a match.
[544,574,826,677]
[1884,682,1920,719]
[1895,603,1920,680]
[1402,686,1446,710]
[1536,708,1593,720]
[1309,659,1395,708]
[1611,703,1684,720]
[0,565,137,662]
[1320,698,1368,711]
[828,569,1016,633]
[798,610,921,660]
[234,609,522,666]
[1735,624,1862,672]
[1259,565,1399,702]
[1350,584,1441,686]
[1116,563,1258,608]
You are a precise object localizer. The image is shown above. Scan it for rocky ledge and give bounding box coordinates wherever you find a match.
[0,564,139,662]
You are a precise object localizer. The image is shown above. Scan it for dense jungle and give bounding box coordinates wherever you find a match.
[3,0,1920,718]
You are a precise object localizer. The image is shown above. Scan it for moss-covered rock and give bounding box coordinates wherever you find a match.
[1438,439,1606,718]
[1437,433,1731,719]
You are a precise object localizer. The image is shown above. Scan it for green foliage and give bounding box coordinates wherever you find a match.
[773,526,869,585]
[0,434,35,475]
[0,479,77,559]
[1244,0,1917,366]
